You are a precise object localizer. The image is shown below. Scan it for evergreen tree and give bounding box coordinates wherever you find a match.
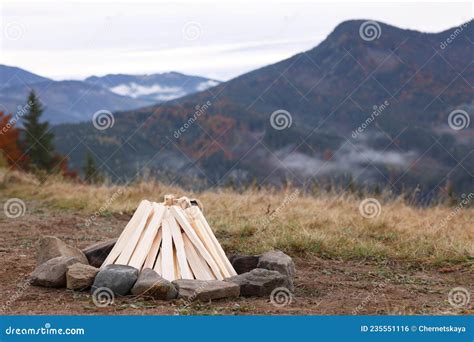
[22,91,56,171]
[83,152,102,183]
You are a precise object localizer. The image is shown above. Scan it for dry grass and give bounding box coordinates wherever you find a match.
[1,169,473,265]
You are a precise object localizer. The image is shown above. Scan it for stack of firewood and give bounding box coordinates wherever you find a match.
[102,195,237,281]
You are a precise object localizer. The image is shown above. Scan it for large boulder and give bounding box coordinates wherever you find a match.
[131,268,177,300]
[82,239,117,268]
[30,256,81,288]
[228,254,260,274]
[91,265,138,296]
[172,279,240,301]
[37,236,88,266]
[225,268,291,297]
[257,250,295,290]
[66,263,99,291]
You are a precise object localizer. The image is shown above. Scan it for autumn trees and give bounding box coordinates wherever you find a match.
[0,112,22,167]
[0,90,77,178]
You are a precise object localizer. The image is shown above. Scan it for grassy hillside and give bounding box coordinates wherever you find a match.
[1,169,472,266]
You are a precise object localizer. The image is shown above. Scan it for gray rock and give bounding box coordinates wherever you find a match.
[257,250,295,290]
[91,265,138,296]
[228,254,260,274]
[225,268,290,297]
[66,263,99,291]
[30,256,81,288]
[82,239,117,268]
[172,279,240,301]
[37,236,88,266]
[131,268,177,300]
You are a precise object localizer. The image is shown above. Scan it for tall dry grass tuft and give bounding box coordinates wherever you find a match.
[1,169,472,265]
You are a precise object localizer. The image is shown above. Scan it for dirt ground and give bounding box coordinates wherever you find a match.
[0,199,472,315]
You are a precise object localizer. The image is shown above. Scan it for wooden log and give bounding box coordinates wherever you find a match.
[142,223,163,269]
[168,216,193,279]
[101,200,152,267]
[170,206,223,280]
[161,218,174,281]
[189,206,237,276]
[185,207,230,278]
[173,247,180,279]
[176,196,192,209]
[115,202,154,265]
[128,203,166,270]
[153,251,163,275]
[182,234,214,280]
[164,194,175,206]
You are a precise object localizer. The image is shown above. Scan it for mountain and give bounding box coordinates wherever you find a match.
[53,20,474,195]
[85,72,219,102]
[0,64,51,87]
[0,79,153,124]
[0,65,218,124]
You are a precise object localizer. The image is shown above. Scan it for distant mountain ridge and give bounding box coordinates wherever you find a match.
[0,65,219,124]
[49,20,474,194]
[0,65,51,87]
[0,80,152,123]
[85,72,219,102]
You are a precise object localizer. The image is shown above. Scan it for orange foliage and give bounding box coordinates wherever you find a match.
[0,111,22,167]
[180,114,236,160]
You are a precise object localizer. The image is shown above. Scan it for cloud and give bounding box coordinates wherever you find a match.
[2,1,470,80]
[273,142,417,182]
[196,80,219,91]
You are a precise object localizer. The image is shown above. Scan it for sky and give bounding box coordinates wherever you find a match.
[0,0,472,81]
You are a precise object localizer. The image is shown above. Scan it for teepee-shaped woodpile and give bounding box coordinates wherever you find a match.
[101,195,237,281]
